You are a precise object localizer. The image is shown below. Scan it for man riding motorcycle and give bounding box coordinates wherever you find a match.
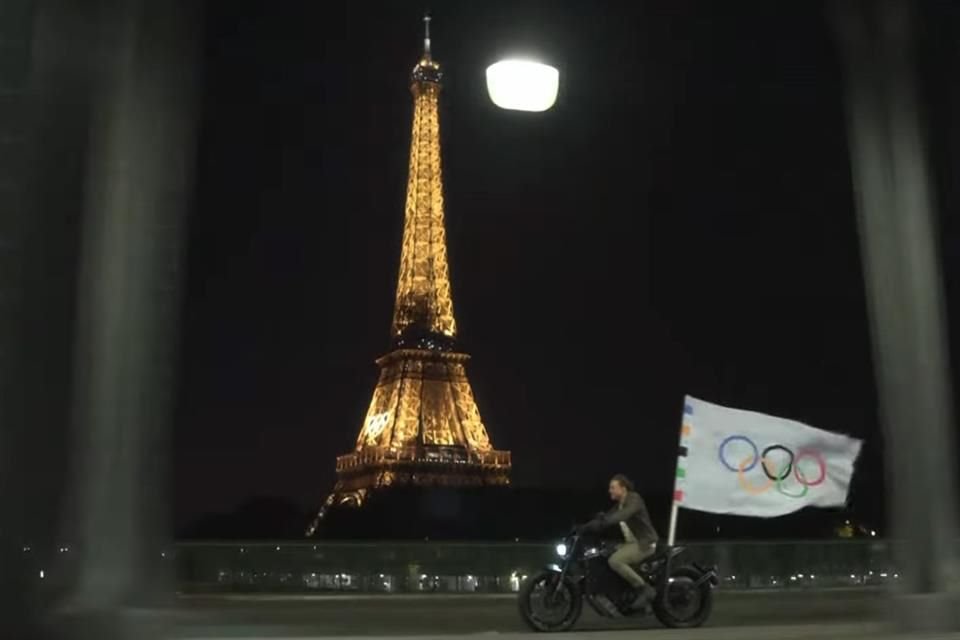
[577,474,660,611]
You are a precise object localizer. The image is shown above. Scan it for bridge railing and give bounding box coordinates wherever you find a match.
[175,540,894,593]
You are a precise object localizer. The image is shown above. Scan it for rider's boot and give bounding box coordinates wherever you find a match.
[629,583,656,611]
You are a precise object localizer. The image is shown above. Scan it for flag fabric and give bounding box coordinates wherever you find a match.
[673,396,863,518]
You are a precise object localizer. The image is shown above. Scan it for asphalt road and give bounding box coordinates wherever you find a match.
[173,589,887,638]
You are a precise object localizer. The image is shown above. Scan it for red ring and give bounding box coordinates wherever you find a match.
[793,449,826,486]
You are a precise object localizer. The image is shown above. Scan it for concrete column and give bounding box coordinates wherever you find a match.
[37,0,199,638]
[0,2,47,637]
[834,0,960,631]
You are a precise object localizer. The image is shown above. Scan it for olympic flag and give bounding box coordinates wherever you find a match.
[672,396,863,523]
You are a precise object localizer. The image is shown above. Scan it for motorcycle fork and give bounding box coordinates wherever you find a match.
[546,565,570,605]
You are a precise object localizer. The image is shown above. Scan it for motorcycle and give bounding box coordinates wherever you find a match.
[518,530,718,632]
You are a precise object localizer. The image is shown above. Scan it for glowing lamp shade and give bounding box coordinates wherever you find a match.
[485,60,559,112]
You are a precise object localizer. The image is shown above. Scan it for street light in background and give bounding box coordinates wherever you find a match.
[485,59,559,112]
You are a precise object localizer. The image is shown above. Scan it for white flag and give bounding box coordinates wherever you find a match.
[674,396,863,518]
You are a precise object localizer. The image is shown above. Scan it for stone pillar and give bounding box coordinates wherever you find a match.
[834,0,960,631]
[33,0,199,638]
[0,1,48,636]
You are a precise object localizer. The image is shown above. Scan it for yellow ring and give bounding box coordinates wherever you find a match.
[738,456,774,494]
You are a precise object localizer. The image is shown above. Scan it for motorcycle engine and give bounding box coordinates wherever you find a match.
[585,555,630,597]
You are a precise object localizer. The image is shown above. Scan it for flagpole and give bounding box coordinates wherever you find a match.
[668,397,687,547]
[667,500,679,547]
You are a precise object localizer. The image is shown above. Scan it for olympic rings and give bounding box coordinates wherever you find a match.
[719,435,826,498]
[737,456,772,495]
[761,445,793,481]
[776,465,810,499]
[718,435,758,472]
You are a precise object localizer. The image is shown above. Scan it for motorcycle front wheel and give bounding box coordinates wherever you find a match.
[517,571,583,632]
[653,566,714,629]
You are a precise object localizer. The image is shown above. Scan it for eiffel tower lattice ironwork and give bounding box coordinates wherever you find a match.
[307,16,510,535]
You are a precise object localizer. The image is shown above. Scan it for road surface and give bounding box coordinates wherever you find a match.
[172,589,894,638]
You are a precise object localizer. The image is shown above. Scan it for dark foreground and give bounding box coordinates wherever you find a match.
[172,589,887,638]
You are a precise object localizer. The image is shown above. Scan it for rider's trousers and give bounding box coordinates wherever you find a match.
[608,541,655,588]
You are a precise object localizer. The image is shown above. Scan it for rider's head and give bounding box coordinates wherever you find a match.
[609,474,634,502]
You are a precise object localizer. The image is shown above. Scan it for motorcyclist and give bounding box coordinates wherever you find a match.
[578,474,659,610]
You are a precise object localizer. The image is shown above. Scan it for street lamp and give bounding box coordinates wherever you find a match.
[485,59,559,112]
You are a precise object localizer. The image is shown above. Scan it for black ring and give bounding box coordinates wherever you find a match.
[761,444,794,481]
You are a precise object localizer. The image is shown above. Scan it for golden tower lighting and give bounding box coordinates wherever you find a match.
[308,16,511,534]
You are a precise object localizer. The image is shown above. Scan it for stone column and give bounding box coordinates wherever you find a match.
[0,1,48,636]
[37,0,199,638]
[834,0,960,631]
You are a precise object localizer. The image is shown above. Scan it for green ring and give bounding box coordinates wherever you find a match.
[775,468,810,499]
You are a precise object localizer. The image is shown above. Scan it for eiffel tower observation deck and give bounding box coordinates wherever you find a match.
[308,16,510,535]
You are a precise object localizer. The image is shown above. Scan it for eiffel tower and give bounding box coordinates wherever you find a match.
[307,16,510,536]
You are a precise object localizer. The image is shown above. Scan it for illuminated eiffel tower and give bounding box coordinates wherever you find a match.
[308,16,510,536]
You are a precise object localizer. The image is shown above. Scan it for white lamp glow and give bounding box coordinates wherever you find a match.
[486,60,559,112]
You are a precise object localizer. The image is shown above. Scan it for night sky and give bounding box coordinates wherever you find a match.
[174,0,960,529]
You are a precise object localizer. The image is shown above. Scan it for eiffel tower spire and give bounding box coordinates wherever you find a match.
[392,12,453,347]
[307,18,510,534]
[423,13,432,58]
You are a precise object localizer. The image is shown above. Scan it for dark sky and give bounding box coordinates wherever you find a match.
[174,0,960,528]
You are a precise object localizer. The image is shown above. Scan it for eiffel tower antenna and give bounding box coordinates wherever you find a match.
[423,12,432,58]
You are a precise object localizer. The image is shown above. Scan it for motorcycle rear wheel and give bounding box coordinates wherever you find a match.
[518,571,583,632]
[653,565,714,629]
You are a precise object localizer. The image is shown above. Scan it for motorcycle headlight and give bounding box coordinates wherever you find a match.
[555,543,568,557]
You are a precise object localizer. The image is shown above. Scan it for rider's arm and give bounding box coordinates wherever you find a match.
[597,493,641,527]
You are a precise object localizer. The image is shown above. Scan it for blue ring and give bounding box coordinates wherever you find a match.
[718,435,759,472]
